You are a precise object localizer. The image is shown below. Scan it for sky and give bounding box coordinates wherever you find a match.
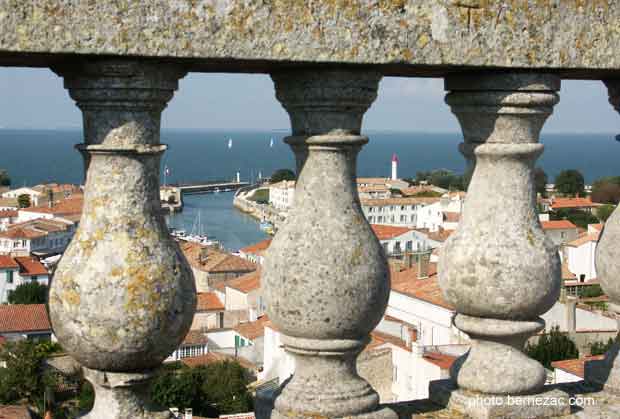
[0,67,619,134]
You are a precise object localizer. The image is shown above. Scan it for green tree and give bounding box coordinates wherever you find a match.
[590,334,619,356]
[525,326,579,369]
[8,282,48,304]
[270,169,296,183]
[591,176,620,204]
[150,361,253,417]
[202,361,254,415]
[0,340,56,404]
[555,169,585,197]
[0,170,10,187]
[550,208,600,229]
[580,284,604,298]
[17,193,31,208]
[534,167,548,197]
[597,204,616,222]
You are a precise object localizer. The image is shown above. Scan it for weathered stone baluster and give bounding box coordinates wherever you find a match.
[433,73,569,418]
[263,71,396,419]
[586,80,620,392]
[49,60,195,419]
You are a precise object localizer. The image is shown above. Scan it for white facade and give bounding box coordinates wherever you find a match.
[376,229,440,256]
[0,263,49,303]
[1,187,42,206]
[0,219,76,256]
[566,239,597,282]
[269,181,296,210]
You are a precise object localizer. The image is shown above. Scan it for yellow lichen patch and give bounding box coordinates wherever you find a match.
[350,244,363,266]
[417,33,430,49]
[63,289,81,306]
[401,48,413,61]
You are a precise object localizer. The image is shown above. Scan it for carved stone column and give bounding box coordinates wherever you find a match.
[49,60,195,419]
[263,71,396,419]
[586,80,620,393]
[431,73,569,418]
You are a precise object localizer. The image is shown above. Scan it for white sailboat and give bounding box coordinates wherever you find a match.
[228,138,233,149]
[269,137,274,148]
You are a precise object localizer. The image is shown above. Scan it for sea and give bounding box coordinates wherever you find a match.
[1,128,618,250]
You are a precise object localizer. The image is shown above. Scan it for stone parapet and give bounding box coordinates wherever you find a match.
[1,1,620,76]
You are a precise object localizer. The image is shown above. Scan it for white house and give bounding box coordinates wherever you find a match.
[191,292,225,331]
[0,218,76,256]
[238,238,272,266]
[565,231,599,282]
[269,180,296,210]
[0,209,18,231]
[416,192,466,232]
[0,255,49,303]
[165,330,209,362]
[212,270,265,327]
[1,187,43,207]
[0,304,54,342]
[361,197,441,228]
[370,224,440,257]
[541,220,580,247]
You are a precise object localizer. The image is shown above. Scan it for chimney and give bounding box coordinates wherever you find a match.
[417,249,431,279]
[48,189,54,208]
[184,408,193,419]
[566,296,577,335]
[199,246,209,264]
[404,251,414,269]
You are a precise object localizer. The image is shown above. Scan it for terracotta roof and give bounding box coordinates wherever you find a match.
[390,265,454,310]
[20,197,83,216]
[239,239,272,255]
[551,197,599,210]
[0,210,18,218]
[370,330,410,352]
[0,218,71,240]
[196,292,225,312]
[589,223,604,232]
[551,355,605,378]
[182,330,209,346]
[541,220,578,230]
[0,304,51,333]
[226,270,261,294]
[14,257,48,276]
[233,315,270,341]
[423,352,457,370]
[0,405,31,419]
[0,255,19,269]
[180,242,257,274]
[361,197,440,206]
[567,232,600,247]
[181,352,255,370]
[371,224,412,240]
[426,228,454,242]
[442,212,461,223]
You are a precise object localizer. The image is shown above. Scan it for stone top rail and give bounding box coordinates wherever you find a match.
[1,1,620,78]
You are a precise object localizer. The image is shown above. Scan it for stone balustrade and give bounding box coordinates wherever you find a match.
[3,2,620,418]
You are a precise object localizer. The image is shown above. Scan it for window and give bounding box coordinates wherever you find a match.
[406,241,413,251]
[561,232,565,238]
[7,270,13,284]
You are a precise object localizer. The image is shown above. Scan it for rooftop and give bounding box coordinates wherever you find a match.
[371,224,413,240]
[196,292,225,312]
[20,197,83,216]
[541,220,578,230]
[239,238,272,256]
[180,242,257,274]
[551,197,599,210]
[0,218,72,240]
[181,352,255,371]
[0,304,51,334]
[233,315,270,341]
[361,197,441,207]
[551,355,606,379]
[390,264,453,310]
[0,405,31,419]
[566,232,600,247]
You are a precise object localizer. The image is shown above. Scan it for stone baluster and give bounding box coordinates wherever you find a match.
[586,80,620,392]
[262,70,396,419]
[48,60,195,419]
[432,73,569,417]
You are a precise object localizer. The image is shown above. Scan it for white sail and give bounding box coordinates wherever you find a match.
[270,137,274,147]
[228,138,233,149]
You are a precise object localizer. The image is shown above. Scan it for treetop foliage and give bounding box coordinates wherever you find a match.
[8,282,48,305]
[525,326,579,369]
[555,170,585,197]
[270,169,296,183]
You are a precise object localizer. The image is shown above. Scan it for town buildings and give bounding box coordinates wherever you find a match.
[0,304,53,342]
[0,255,48,303]
[0,218,76,256]
[541,220,579,247]
[268,180,296,211]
